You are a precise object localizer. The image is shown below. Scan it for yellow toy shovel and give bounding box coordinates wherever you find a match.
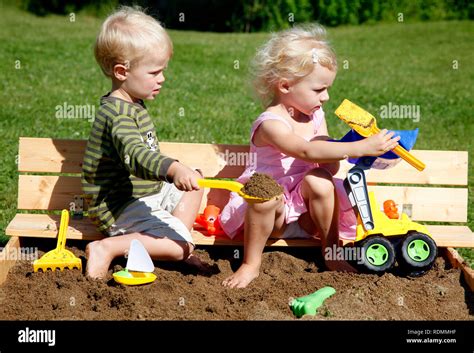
[335,99,425,171]
[33,209,82,272]
[197,179,276,203]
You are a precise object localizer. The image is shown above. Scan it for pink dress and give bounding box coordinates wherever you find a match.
[219,109,357,240]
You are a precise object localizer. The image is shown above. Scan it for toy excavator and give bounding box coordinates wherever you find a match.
[336,99,437,276]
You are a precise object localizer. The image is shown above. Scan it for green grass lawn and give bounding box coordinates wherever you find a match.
[0,6,472,264]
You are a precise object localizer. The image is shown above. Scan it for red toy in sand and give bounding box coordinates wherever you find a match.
[194,205,225,236]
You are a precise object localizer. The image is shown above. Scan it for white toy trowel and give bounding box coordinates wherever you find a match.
[113,239,157,285]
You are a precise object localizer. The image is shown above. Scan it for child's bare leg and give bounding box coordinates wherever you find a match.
[172,178,204,267]
[222,197,285,288]
[301,168,356,272]
[86,233,192,279]
[172,180,204,230]
[87,173,204,279]
[173,187,210,271]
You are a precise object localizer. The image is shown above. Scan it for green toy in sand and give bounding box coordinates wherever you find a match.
[290,286,336,318]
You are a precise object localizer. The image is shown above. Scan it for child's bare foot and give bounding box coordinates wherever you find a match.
[222,263,259,288]
[85,241,112,279]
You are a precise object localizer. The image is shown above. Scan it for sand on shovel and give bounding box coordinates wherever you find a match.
[241,173,283,200]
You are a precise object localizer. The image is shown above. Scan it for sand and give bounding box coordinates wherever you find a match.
[0,239,472,321]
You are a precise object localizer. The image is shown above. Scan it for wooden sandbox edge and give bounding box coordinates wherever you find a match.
[0,236,21,286]
[443,247,474,292]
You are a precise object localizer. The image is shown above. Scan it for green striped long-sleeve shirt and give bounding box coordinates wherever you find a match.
[81,94,176,233]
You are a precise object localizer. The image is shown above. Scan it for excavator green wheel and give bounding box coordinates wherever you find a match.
[398,232,437,277]
[357,236,396,273]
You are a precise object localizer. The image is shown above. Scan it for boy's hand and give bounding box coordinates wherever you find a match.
[166,162,201,191]
[359,129,400,157]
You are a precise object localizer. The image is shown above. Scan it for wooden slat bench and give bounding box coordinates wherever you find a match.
[2,137,474,288]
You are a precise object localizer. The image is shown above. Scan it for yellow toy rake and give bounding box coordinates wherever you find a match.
[33,209,82,272]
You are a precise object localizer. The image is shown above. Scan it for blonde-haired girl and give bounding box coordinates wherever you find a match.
[220,24,400,288]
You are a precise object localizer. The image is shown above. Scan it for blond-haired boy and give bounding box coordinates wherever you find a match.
[82,7,204,278]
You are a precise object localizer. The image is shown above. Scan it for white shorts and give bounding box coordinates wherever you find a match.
[106,183,194,245]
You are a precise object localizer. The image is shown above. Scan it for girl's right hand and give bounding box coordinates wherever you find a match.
[360,129,400,157]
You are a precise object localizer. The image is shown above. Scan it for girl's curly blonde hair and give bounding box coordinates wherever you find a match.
[251,24,337,106]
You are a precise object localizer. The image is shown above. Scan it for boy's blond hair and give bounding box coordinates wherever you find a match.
[94,6,173,77]
[252,24,337,105]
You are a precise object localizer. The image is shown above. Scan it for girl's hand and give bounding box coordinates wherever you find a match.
[360,129,400,157]
[166,162,201,191]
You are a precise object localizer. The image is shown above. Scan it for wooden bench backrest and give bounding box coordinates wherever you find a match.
[17,137,469,223]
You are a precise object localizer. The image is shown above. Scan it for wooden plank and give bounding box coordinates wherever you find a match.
[18,175,81,210]
[0,236,21,286]
[18,138,467,185]
[17,175,468,223]
[444,248,474,291]
[1,213,134,239]
[190,227,474,247]
[18,137,248,178]
[6,214,102,241]
[4,213,320,246]
[370,185,468,223]
[16,174,231,213]
[335,150,468,186]
[428,226,474,247]
[6,214,474,248]
[19,137,87,174]
[161,142,250,179]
